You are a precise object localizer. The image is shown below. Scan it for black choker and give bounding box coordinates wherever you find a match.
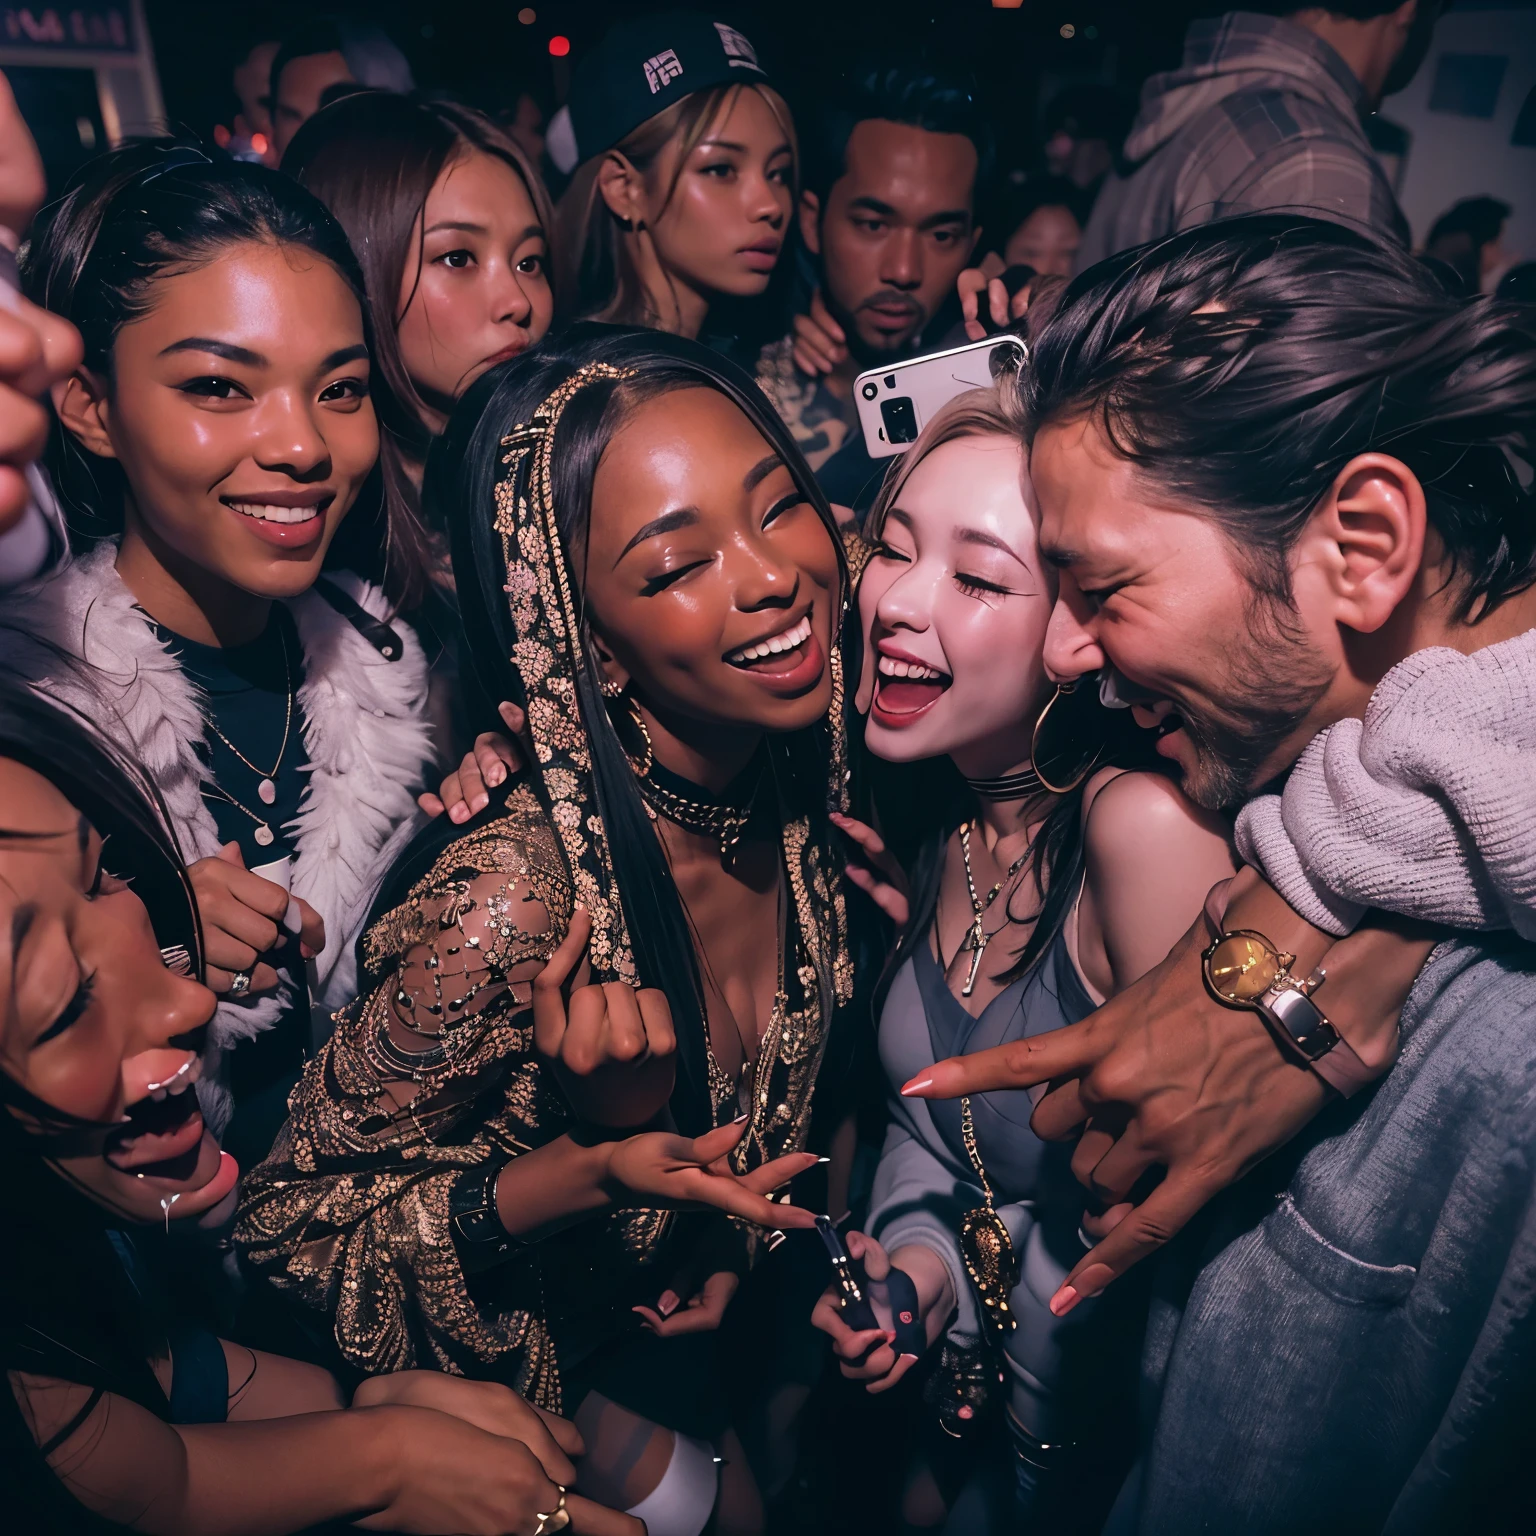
[634,754,764,857]
[966,766,1045,801]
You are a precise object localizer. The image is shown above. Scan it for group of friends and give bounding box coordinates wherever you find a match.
[1,5,1533,1535]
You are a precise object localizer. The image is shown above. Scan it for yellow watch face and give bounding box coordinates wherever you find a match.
[1206,933,1283,1003]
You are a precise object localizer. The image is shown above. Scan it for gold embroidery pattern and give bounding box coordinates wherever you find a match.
[495,363,639,984]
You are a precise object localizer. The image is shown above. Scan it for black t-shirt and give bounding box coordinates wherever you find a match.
[155,608,309,866]
[154,607,313,1165]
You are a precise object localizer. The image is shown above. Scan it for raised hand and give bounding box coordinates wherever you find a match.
[791,288,849,377]
[809,1231,953,1393]
[188,842,324,995]
[533,907,677,1128]
[606,1116,818,1231]
[830,811,911,926]
[958,256,1031,341]
[418,701,526,822]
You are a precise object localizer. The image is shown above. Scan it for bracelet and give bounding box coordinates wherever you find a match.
[448,1157,527,1274]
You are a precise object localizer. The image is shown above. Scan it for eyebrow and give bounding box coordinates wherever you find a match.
[614,507,699,567]
[847,197,971,229]
[159,337,265,366]
[955,527,1031,568]
[744,452,785,492]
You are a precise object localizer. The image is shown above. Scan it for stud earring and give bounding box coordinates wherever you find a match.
[598,676,626,700]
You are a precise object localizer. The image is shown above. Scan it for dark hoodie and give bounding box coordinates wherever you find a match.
[1077,11,1409,270]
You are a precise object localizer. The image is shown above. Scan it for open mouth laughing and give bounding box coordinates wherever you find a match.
[870,643,952,727]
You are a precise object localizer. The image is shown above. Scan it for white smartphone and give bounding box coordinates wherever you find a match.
[855,333,1027,459]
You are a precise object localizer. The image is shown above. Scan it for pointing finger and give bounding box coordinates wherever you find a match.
[902,1022,1099,1100]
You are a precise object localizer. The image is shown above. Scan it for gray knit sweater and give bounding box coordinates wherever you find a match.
[1235,627,1536,941]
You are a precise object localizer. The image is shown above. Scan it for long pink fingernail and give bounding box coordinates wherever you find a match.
[900,1074,934,1096]
[1049,1285,1080,1318]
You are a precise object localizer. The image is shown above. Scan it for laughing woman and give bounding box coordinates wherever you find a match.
[236,325,867,1536]
[8,144,434,1165]
[813,381,1235,1530]
[0,680,640,1536]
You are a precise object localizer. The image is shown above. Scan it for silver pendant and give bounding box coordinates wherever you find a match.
[258,777,277,805]
[254,823,275,847]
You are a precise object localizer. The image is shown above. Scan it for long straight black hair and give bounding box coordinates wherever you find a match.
[0,677,204,1531]
[428,323,849,1136]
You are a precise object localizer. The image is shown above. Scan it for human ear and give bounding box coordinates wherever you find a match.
[587,628,631,696]
[798,189,822,257]
[597,152,646,230]
[1302,453,1426,635]
[55,368,116,460]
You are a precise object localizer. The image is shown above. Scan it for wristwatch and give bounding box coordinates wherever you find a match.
[1199,887,1379,1099]
[1202,927,1342,1064]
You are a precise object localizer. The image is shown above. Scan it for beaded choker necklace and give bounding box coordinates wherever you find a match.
[965,765,1043,801]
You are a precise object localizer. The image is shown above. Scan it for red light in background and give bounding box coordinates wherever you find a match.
[213,123,231,148]
[251,133,269,156]
[548,35,570,57]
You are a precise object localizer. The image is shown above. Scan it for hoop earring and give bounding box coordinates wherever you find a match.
[625,698,654,777]
[1030,683,1104,795]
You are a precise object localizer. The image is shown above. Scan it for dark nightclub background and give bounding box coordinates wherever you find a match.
[144,0,1201,172]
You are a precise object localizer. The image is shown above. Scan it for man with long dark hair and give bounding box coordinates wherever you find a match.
[907,214,1536,1528]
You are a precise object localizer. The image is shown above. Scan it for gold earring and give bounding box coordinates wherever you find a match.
[625,698,654,777]
[598,676,625,700]
[1030,682,1104,795]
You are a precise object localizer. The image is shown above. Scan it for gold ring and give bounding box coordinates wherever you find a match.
[533,1487,570,1535]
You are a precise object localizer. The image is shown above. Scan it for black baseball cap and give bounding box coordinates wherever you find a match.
[565,12,770,166]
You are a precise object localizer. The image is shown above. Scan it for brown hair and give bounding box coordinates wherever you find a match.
[554,82,796,329]
[283,92,556,610]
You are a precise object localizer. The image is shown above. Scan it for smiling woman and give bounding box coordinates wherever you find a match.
[236,326,870,1536]
[9,143,434,1164]
[0,679,643,1536]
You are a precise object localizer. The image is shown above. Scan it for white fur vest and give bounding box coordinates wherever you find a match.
[3,543,434,1129]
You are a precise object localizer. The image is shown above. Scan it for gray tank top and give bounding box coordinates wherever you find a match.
[902,922,1097,1203]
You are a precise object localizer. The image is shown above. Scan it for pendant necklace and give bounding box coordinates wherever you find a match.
[956,820,1030,997]
[199,624,294,848]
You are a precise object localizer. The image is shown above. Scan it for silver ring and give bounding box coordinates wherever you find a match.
[229,969,252,996]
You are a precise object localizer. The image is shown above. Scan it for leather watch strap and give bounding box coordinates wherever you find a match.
[1308,1033,1378,1098]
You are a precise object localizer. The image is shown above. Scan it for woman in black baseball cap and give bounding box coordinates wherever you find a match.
[553,12,796,340]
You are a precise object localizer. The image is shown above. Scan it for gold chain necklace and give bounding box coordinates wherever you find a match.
[956,820,1030,997]
[958,1096,1019,1344]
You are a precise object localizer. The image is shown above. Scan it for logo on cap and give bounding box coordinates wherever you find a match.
[644,49,684,93]
[715,23,760,70]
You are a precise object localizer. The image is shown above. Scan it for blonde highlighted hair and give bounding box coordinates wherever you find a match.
[554,82,797,328]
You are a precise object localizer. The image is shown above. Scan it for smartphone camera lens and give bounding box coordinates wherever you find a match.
[880,396,918,444]
[861,381,878,401]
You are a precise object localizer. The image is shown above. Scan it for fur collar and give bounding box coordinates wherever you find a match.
[3,543,433,1127]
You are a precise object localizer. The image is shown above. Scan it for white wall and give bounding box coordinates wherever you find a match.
[1382,1,1536,259]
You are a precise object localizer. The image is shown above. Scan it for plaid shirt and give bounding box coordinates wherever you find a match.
[1077,10,1410,270]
